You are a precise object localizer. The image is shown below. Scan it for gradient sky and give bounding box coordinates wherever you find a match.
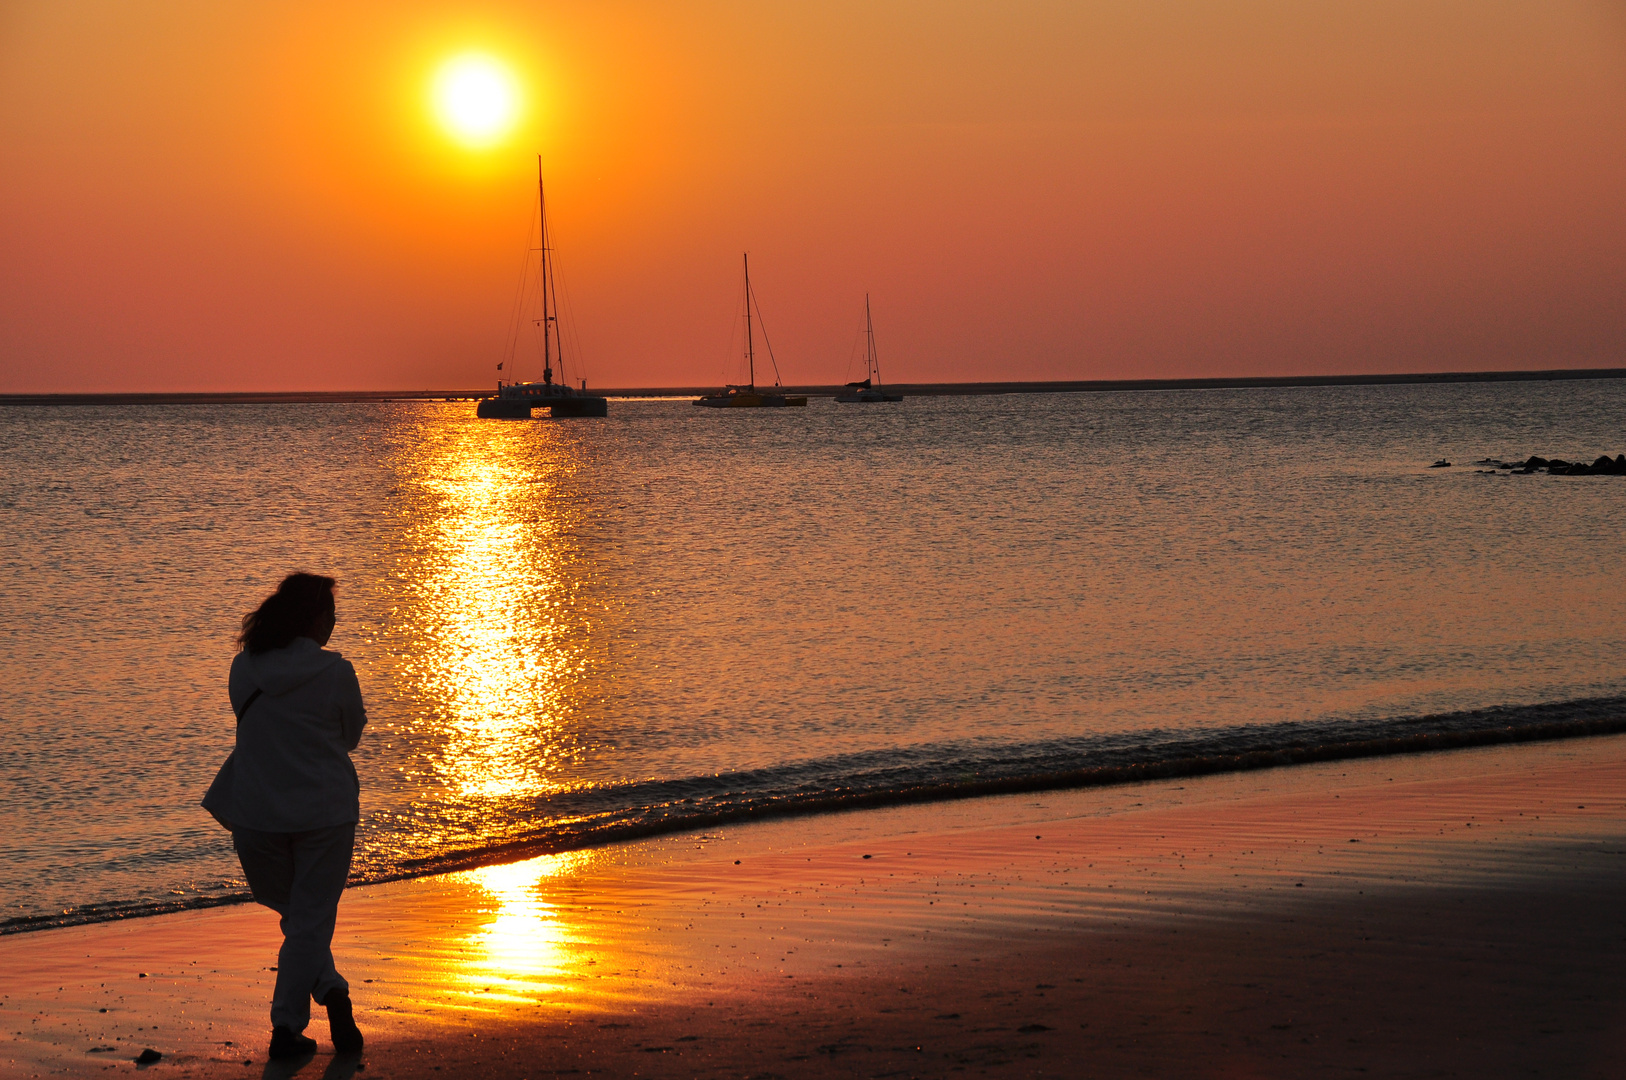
[2,1,1624,392]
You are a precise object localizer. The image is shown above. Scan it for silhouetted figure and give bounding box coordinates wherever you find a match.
[202,573,367,1060]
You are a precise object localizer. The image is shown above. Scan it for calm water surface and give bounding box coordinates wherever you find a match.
[1,383,1623,926]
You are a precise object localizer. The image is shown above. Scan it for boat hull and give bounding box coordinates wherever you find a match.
[835,389,903,403]
[477,384,609,419]
[693,391,807,408]
[476,396,534,419]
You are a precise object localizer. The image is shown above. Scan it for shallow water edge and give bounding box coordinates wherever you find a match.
[6,695,1620,936]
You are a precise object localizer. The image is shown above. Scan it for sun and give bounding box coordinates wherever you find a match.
[432,54,521,147]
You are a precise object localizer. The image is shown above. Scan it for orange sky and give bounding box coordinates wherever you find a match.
[2,1,1623,392]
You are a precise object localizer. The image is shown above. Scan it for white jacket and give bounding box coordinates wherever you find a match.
[209,637,368,832]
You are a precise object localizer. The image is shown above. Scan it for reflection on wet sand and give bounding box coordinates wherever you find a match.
[450,854,588,1005]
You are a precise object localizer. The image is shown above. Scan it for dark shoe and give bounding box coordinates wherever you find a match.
[322,989,364,1054]
[268,1026,316,1060]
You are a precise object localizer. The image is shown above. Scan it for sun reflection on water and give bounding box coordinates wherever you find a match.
[391,415,602,811]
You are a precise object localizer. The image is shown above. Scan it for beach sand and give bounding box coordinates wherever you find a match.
[5,734,1626,1078]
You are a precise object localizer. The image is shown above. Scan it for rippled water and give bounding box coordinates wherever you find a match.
[2,382,1624,927]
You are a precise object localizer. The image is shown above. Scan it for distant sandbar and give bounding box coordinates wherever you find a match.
[3,365,1622,406]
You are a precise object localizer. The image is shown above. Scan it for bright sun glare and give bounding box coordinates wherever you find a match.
[432,54,520,147]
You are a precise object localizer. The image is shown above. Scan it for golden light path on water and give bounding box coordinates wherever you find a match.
[392,416,596,809]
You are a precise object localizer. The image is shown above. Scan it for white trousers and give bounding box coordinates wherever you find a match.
[232,824,355,1031]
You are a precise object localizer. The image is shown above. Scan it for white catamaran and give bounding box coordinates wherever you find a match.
[477,158,608,419]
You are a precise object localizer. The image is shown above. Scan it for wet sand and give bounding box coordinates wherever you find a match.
[4,734,1626,1078]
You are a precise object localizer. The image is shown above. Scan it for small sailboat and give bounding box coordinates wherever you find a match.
[835,294,902,403]
[477,158,608,419]
[694,255,807,408]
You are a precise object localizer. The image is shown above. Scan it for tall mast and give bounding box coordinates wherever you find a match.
[538,157,553,386]
[743,253,755,390]
[865,293,877,384]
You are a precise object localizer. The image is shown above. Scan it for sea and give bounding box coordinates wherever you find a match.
[2,380,1623,931]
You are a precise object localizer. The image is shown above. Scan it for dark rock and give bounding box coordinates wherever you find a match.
[1616,454,1626,472]
[1524,456,1550,469]
[1429,459,1451,468]
[135,1048,162,1064]
[1593,456,1616,473]
[1547,459,1571,469]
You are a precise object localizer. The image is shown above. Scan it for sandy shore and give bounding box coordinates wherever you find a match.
[5,734,1626,1078]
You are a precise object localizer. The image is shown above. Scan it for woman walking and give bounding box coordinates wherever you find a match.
[203,573,368,1059]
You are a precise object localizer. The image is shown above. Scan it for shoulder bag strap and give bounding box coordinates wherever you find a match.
[234,688,263,724]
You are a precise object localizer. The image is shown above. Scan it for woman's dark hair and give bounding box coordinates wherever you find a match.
[238,573,337,654]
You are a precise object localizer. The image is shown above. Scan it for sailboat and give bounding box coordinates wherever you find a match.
[835,294,902,403]
[476,159,608,419]
[693,255,807,408]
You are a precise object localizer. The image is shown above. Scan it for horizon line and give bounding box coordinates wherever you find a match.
[2,366,1622,406]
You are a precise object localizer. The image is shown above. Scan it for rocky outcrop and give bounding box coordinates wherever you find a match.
[1458,453,1624,475]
